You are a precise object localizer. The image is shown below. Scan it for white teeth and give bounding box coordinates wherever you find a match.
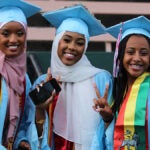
[65,53,74,57]
[8,46,18,49]
[132,64,141,67]
[130,64,141,69]
[64,53,75,59]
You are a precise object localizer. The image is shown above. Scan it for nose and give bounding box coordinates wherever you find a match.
[133,52,140,61]
[9,34,18,43]
[68,42,76,50]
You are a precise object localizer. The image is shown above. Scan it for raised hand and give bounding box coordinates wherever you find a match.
[45,67,52,82]
[18,140,31,150]
[36,67,56,110]
[93,83,113,123]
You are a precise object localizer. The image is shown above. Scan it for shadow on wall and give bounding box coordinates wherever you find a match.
[27,51,114,83]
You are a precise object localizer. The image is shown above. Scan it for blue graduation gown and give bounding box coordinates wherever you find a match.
[32,70,113,150]
[0,74,40,150]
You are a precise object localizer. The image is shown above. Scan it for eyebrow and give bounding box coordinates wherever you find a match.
[64,34,85,40]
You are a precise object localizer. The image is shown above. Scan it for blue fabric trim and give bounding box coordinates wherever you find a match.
[0,78,8,144]
[0,144,6,150]
[148,90,150,150]
[40,113,50,150]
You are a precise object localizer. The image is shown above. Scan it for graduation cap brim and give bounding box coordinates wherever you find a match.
[42,4,106,36]
[106,16,150,39]
[0,0,41,18]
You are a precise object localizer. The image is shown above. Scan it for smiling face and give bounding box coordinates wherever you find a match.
[0,21,26,58]
[57,31,85,66]
[123,35,150,82]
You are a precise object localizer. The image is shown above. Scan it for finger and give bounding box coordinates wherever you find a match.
[25,143,30,149]
[93,99,101,112]
[56,75,62,86]
[95,106,101,112]
[93,83,101,98]
[46,67,52,81]
[56,76,61,82]
[20,141,30,149]
[23,143,30,149]
[93,98,100,111]
[35,84,40,92]
[43,90,56,106]
[93,105,100,112]
[52,90,56,97]
[103,83,109,101]
[44,97,53,106]
[36,90,56,109]
[39,81,44,87]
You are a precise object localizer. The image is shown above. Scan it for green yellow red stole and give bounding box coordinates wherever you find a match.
[114,72,150,150]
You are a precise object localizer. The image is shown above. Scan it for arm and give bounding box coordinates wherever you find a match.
[91,118,114,150]
[31,73,51,150]
[13,74,39,150]
[91,71,114,150]
[0,145,6,150]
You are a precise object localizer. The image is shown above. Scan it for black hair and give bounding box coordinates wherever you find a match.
[112,34,150,114]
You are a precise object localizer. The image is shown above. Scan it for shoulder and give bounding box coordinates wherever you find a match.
[25,74,31,84]
[32,74,47,89]
[95,70,112,80]
[94,70,113,89]
[25,74,32,93]
[34,74,47,84]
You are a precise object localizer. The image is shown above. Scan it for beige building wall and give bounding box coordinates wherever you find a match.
[26,0,150,52]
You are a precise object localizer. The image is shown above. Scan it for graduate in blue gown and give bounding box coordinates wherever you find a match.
[0,0,41,149]
[32,4,113,150]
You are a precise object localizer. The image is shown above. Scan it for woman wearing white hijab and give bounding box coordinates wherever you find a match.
[0,0,41,149]
[33,4,113,150]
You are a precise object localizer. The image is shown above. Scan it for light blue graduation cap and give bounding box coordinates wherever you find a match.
[106,15,150,41]
[0,0,41,25]
[42,4,106,39]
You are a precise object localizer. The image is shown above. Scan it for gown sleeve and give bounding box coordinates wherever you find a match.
[30,74,50,150]
[13,74,39,150]
[148,90,150,146]
[91,70,114,150]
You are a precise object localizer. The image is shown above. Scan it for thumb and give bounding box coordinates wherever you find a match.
[46,67,52,82]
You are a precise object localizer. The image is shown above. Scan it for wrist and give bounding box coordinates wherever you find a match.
[103,114,114,123]
[36,119,45,124]
[36,107,45,124]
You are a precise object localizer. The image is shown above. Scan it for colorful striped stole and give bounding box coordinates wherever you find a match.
[48,95,75,149]
[47,95,58,146]
[114,72,150,150]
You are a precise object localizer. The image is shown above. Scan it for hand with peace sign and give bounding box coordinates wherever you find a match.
[93,83,113,124]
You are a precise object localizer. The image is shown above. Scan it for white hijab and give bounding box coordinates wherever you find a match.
[51,31,103,148]
[51,31,101,82]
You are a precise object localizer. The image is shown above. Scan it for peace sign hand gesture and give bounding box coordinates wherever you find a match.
[93,83,113,123]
